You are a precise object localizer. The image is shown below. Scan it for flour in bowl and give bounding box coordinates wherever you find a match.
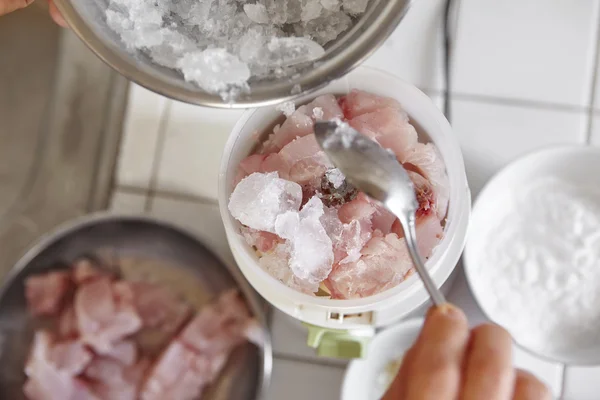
[468,176,600,356]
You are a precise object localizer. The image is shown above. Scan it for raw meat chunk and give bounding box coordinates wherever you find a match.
[58,305,78,339]
[278,134,333,184]
[72,258,107,285]
[306,94,344,121]
[403,143,450,219]
[75,277,142,354]
[25,271,71,316]
[24,331,95,400]
[240,226,281,253]
[326,233,414,298]
[50,340,93,375]
[262,109,314,153]
[349,107,418,161]
[340,89,404,119]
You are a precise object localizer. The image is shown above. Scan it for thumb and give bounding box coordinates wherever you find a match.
[0,0,35,16]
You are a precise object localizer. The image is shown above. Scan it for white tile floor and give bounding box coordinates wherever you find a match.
[110,0,600,398]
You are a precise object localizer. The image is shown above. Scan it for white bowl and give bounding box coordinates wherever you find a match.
[218,66,471,330]
[464,145,600,365]
[341,318,423,400]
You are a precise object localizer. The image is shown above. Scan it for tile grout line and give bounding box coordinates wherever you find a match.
[144,100,173,212]
[117,184,218,206]
[425,89,595,114]
[273,352,348,370]
[583,3,600,145]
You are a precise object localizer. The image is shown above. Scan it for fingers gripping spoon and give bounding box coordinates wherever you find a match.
[314,120,446,306]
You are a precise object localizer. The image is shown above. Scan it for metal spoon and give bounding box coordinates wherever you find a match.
[314,120,446,306]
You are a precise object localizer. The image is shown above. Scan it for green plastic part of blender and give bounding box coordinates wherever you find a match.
[304,323,373,359]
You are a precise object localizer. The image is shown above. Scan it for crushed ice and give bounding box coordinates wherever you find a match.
[105,0,370,97]
[228,172,302,233]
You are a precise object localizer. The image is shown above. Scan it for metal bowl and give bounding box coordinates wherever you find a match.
[0,213,272,399]
[53,0,412,108]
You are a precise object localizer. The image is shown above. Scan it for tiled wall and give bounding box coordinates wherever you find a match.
[111,0,600,398]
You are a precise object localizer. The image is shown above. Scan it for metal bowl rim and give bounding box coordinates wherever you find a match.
[51,0,414,108]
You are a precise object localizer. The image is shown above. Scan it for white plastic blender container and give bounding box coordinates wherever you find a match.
[218,66,471,358]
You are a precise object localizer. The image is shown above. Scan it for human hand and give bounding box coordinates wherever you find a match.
[383,304,552,400]
[0,0,67,27]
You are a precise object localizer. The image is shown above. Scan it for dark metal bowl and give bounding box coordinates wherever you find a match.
[0,213,272,399]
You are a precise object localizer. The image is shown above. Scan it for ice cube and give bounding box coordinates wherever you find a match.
[229,172,303,233]
[262,0,288,24]
[302,0,324,21]
[342,0,369,15]
[259,244,320,294]
[275,196,334,283]
[300,11,352,45]
[312,107,324,120]
[320,0,340,11]
[276,101,296,117]
[261,37,325,68]
[177,48,251,93]
[244,3,270,24]
[325,168,345,189]
[148,29,197,69]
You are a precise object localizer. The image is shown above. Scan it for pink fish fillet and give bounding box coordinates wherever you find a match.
[85,357,149,400]
[325,233,414,299]
[278,134,333,185]
[75,277,142,354]
[140,290,257,400]
[240,226,281,253]
[262,108,314,153]
[25,271,72,317]
[349,107,418,162]
[24,331,96,400]
[403,143,450,220]
[340,89,404,119]
[306,94,345,121]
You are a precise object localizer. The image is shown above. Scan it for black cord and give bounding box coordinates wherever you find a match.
[442,0,454,123]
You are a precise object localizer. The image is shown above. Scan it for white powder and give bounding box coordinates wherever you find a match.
[469,177,600,358]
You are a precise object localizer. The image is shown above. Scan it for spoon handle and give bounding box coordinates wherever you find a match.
[401,213,446,306]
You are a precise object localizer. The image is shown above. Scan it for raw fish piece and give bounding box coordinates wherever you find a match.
[228,172,303,233]
[58,305,78,338]
[326,233,413,299]
[262,109,314,153]
[86,357,149,400]
[391,214,443,260]
[260,153,289,178]
[240,226,281,253]
[50,340,93,375]
[103,340,138,366]
[274,196,334,284]
[75,277,142,354]
[338,192,376,223]
[179,290,253,355]
[258,244,320,294]
[340,90,403,119]
[403,143,450,219]
[278,134,334,184]
[306,94,344,121]
[370,202,397,235]
[25,271,72,317]
[407,170,437,218]
[349,107,418,161]
[72,258,107,285]
[239,153,268,177]
[141,290,256,400]
[24,331,94,400]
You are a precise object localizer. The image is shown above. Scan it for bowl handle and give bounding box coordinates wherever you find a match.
[304,323,375,359]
